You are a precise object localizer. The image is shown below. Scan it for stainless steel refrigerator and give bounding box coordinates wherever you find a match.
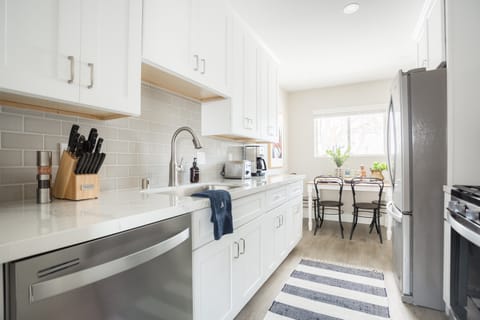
[385,67,446,310]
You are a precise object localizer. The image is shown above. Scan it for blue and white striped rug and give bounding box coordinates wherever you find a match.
[264,259,390,320]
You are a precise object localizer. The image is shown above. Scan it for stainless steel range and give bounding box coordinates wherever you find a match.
[447,186,480,320]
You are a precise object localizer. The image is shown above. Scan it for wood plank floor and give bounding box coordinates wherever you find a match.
[235,219,447,320]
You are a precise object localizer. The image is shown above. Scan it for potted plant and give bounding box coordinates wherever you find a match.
[370,161,388,180]
[325,146,350,177]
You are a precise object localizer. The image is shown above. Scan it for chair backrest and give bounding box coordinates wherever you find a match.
[350,177,384,209]
[313,175,344,203]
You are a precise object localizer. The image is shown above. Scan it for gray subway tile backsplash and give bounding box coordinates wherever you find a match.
[0,85,243,203]
[24,117,61,135]
[1,132,44,150]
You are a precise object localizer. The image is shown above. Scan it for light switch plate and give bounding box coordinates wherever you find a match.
[196,151,206,165]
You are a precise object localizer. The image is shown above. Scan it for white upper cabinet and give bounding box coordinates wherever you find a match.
[427,0,444,69]
[257,50,279,142]
[191,0,230,94]
[0,0,81,103]
[416,0,445,69]
[0,0,142,118]
[417,25,429,68]
[79,0,141,114]
[142,0,230,98]
[142,0,192,78]
[201,13,279,142]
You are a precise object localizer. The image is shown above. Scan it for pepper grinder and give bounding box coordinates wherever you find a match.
[37,151,52,204]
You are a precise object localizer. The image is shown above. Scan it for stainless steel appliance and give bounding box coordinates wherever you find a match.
[223,160,251,179]
[244,145,267,176]
[5,214,192,320]
[385,67,446,310]
[447,186,480,320]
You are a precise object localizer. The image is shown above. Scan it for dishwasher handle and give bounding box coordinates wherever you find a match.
[29,228,190,303]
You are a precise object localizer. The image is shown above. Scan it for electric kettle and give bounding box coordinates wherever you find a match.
[255,157,267,176]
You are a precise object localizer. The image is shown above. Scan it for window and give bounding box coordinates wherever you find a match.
[313,111,385,157]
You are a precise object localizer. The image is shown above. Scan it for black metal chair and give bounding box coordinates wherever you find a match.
[313,176,344,238]
[350,177,384,243]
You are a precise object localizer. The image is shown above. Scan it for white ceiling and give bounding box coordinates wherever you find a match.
[229,0,424,92]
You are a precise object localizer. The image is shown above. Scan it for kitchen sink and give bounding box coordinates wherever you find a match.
[143,183,245,197]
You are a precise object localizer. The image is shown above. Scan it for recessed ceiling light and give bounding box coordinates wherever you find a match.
[343,2,360,14]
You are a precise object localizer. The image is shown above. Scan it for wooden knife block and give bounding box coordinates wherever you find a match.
[53,151,100,200]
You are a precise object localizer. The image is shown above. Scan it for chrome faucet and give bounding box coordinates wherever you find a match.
[169,126,202,186]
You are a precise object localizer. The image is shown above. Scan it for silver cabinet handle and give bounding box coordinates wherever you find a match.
[29,228,190,303]
[233,241,240,259]
[193,55,199,71]
[67,56,74,84]
[201,58,206,74]
[280,215,284,226]
[87,63,94,89]
[240,238,245,255]
[275,216,280,229]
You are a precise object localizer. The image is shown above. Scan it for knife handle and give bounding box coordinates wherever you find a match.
[94,138,103,153]
[75,154,86,175]
[94,153,106,174]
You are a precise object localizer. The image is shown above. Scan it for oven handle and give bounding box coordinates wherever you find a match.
[447,212,480,248]
[29,228,190,303]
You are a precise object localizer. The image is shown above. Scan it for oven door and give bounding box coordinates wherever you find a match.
[448,212,480,320]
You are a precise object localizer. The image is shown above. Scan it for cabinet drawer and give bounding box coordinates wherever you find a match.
[233,193,265,228]
[192,193,265,250]
[287,181,303,198]
[266,186,288,211]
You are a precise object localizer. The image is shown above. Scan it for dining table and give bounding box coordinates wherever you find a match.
[306,178,393,240]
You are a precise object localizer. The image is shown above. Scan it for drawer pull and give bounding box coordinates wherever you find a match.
[240,238,245,254]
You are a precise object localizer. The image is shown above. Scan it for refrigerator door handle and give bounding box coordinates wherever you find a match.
[387,201,402,223]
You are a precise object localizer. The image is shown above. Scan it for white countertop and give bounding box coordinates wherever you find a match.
[0,174,304,264]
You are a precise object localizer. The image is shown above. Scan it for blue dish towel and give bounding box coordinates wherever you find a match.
[192,190,233,240]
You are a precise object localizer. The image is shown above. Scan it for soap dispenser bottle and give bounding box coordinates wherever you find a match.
[190,157,200,183]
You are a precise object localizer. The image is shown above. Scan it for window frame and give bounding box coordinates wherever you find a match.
[313,105,387,158]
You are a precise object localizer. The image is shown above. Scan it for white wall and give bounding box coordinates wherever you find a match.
[287,79,392,220]
[287,79,391,181]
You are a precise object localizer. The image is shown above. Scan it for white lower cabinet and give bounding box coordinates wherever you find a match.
[287,197,303,251]
[192,181,304,320]
[193,234,234,320]
[232,219,262,314]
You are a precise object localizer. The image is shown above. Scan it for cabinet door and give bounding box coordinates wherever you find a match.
[230,16,246,134]
[233,220,262,311]
[261,209,277,278]
[0,0,81,102]
[287,197,303,250]
[274,208,288,261]
[417,24,429,68]
[427,0,444,69]
[193,236,234,320]
[142,0,192,78]
[79,0,141,115]
[257,50,269,139]
[243,32,258,133]
[191,0,229,94]
[266,59,279,142]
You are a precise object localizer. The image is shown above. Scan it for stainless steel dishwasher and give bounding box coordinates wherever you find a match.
[5,213,192,320]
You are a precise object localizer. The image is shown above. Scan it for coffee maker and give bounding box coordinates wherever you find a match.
[244,145,267,176]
